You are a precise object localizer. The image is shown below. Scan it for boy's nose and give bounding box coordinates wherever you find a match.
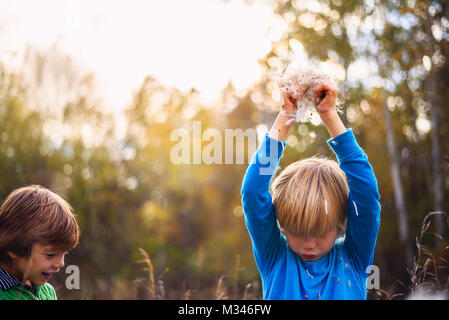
[54,255,65,269]
[302,239,316,250]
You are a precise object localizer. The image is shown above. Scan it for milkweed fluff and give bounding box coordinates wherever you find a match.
[276,54,342,124]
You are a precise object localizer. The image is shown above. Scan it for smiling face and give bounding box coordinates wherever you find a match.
[6,242,66,286]
[285,228,338,262]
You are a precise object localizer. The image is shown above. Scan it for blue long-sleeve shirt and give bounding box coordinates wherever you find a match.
[241,128,381,300]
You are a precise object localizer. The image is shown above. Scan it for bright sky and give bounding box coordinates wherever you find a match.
[0,0,286,112]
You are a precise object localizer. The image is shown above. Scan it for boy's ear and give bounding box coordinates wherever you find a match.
[6,250,19,259]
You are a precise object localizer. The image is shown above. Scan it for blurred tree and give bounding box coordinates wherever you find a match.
[383,88,413,266]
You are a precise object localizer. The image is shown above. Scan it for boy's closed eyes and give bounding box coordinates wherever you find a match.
[284,228,338,262]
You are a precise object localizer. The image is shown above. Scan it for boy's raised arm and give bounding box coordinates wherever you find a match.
[240,88,301,274]
[314,83,381,273]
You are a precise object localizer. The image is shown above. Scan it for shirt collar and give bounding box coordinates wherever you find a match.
[0,267,37,295]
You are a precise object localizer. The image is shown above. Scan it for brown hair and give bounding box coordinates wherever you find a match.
[271,157,349,237]
[0,185,80,266]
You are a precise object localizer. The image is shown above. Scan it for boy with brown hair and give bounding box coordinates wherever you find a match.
[0,185,80,300]
[241,81,381,299]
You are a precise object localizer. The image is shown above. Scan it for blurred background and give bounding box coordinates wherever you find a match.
[0,0,448,299]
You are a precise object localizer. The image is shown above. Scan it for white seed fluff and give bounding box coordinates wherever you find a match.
[276,56,341,124]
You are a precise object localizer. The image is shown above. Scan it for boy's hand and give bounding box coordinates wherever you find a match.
[313,82,346,138]
[314,82,338,118]
[281,86,304,113]
[269,85,304,141]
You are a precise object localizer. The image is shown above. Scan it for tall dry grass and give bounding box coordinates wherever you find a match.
[132,248,261,300]
[372,211,449,300]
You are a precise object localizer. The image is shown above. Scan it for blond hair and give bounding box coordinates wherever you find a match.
[0,185,80,266]
[271,157,349,237]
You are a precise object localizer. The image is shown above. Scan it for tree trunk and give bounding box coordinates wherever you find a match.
[424,15,446,243]
[382,89,414,267]
[427,67,445,239]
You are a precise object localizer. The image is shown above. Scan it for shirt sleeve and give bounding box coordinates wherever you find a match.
[37,283,58,300]
[327,129,381,274]
[240,133,287,275]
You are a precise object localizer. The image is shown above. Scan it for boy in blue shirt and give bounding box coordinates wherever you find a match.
[241,81,381,299]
